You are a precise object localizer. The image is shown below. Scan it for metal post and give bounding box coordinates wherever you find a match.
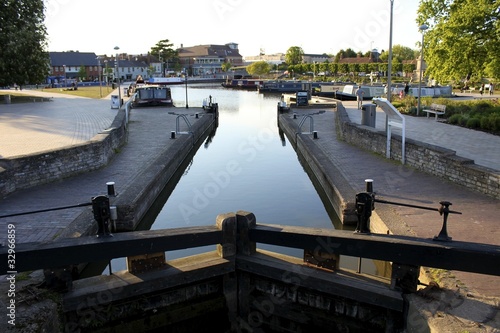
[92,195,113,237]
[185,68,189,108]
[387,0,394,102]
[417,24,428,116]
[97,57,102,98]
[114,46,121,108]
[434,201,452,241]
[354,192,374,234]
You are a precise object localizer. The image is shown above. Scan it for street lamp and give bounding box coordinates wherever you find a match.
[104,60,109,92]
[63,65,67,88]
[114,46,121,108]
[417,24,429,116]
[96,56,102,97]
[185,66,189,108]
[386,0,394,102]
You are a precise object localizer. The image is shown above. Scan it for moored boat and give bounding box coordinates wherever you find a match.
[131,84,173,107]
[257,80,322,94]
[221,78,264,90]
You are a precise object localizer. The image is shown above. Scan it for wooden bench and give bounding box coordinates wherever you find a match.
[422,103,446,120]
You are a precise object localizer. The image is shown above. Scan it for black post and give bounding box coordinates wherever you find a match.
[434,201,452,241]
[354,192,374,234]
[92,195,113,237]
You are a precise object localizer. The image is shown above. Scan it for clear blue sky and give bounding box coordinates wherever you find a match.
[44,0,422,57]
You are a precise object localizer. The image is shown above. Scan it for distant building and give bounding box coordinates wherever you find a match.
[302,53,331,64]
[49,51,100,83]
[244,53,285,65]
[104,59,149,82]
[177,43,243,77]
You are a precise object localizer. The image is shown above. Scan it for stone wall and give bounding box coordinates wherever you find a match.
[336,104,500,199]
[0,111,127,198]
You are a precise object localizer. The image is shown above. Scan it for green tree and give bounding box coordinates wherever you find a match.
[78,65,87,81]
[285,46,304,66]
[0,0,49,87]
[221,61,232,72]
[379,45,417,63]
[334,48,357,63]
[150,39,178,76]
[417,0,500,82]
[246,61,270,77]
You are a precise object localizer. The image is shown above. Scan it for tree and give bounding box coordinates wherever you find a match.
[285,46,304,66]
[221,61,232,72]
[417,0,500,82]
[246,61,270,77]
[0,0,49,87]
[334,49,357,63]
[379,45,418,63]
[150,39,178,76]
[78,65,87,81]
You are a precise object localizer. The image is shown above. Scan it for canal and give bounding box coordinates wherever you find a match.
[109,83,376,274]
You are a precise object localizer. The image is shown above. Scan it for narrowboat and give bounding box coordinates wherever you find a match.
[131,85,173,107]
[258,80,321,94]
[221,78,264,90]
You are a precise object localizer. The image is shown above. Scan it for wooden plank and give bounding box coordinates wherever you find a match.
[63,251,232,311]
[249,224,500,276]
[0,226,222,274]
[236,251,403,311]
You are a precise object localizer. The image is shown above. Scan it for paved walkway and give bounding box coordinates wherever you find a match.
[343,99,500,171]
[0,90,499,302]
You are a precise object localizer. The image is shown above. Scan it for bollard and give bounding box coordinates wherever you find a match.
[293,113,297,119]
[171,131,176,139]
[365,179,373,193]
[313,131,318,139]
[195,113,199,119]
[106,181,116,196]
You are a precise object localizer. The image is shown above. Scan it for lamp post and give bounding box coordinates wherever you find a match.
[62,64,67,88]
[96,56,102,98]
[104,60,109,92]
[386,0,394,102]
[114,46,121,108]
[185,66,189,109]
[417,24,429,116]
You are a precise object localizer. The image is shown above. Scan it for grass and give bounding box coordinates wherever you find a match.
[1,85,114,101]
[40,85,113,99]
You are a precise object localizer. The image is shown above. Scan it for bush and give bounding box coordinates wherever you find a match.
[448,114,462,125]
[466,117,481,129]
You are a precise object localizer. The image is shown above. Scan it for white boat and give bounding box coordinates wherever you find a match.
[131,84,173,107]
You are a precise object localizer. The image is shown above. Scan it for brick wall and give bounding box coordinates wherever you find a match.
[336,105,500,199]
[0,111,127,198]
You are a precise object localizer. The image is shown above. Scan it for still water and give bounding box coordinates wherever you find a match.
[110,83,374,274]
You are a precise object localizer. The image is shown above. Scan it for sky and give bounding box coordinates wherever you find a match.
[44,0,422,58]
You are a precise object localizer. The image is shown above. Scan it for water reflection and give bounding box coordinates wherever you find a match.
[108,84,379,275]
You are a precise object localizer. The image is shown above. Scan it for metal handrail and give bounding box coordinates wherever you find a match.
[297,115,314,134]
